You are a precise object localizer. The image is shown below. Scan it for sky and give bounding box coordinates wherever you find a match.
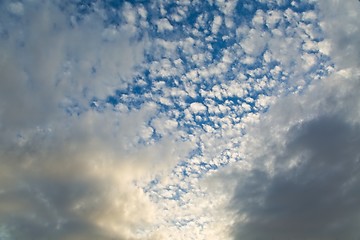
[0,0,359,239]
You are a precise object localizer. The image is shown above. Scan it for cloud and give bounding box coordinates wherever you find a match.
[240,28,269,57]
[230,115,360,240]
[317,0,360,69]
[189,102,207,114]
[0,1,190,239]
[1,0,357,239]
[7,1,24,16]
[212,0,360,239]
[211,15,222,35]
[0,104,191,239]
[156,18,174,32]
[220,71,360,239]
[0,0,146,130]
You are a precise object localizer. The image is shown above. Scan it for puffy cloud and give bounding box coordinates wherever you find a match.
[189,102,207,114]
[240,29,269,57]
[155,18,174,32]
[211,15,222,35]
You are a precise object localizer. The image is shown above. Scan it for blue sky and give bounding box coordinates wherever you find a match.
[0,0,360,239]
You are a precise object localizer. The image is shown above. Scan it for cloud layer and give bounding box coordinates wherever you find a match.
[0,0,359,239]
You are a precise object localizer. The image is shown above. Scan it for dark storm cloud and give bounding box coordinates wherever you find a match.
[230,116,360,240]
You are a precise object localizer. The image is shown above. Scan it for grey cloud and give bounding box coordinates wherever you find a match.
[231,116,360,240]
[226,1,360,239]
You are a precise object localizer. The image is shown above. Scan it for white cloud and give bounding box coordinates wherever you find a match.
[252,10,265,26]
[122,2,138,25]
[211,15,222,35]
[265,10,282,29]
[302,10,317,22]
[152,117,178,136]
[317,39,331,55]
[156,18,174,32]
[301,52,317,71]
[224,16,234,29]
[255,94,275,110]
[240,29,269,57]
[7,1,24,16]
[215,0,237,16]
[138,5,147,19]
